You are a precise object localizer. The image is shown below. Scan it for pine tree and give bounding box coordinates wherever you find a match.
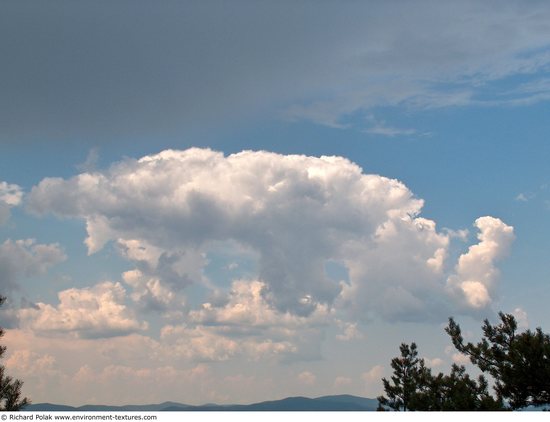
[377,343,433,411]
[428,364,502,410]
[378,342,503,411]
[0,296,29,411]
[446,312,550,409]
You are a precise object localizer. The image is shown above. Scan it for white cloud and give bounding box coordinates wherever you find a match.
[169,279,331,362]
[451,352,471,366]
[0,181,23,206]
[190,280,331,329]
[362,365,384,383]
[338,215,452,321]
[27,148,514,322]
[447,217,515,310]
[117,239,164,268]
[512,307,529,330]
[362,365,384,397]
[159,323,298,363]
[122,269,185,318]
[117,238,207,317]
[158,325,241,362]
[297,371,316,385]
[336,322,364,341]
[19,281,147,338]
[444,344,472,366]
[425,357,444,368]
[0,181,23,225]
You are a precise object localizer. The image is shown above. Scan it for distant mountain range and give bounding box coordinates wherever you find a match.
[25,394,379,411]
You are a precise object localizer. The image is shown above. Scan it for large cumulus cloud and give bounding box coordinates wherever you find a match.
[28,148,513,320]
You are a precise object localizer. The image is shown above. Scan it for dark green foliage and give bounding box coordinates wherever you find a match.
[0,296,29,411]
[381,313,550,410]
[377,343,432,411]
[428,364,502,410]
[378,342,503,411]
[446,312,550,409]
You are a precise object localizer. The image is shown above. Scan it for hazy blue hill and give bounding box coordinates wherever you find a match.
[25,403,77,411]
[25,401,191,412]
[121,401,192,411]
[163,395,378,411]
[26,395,378,411]
[79,402,190,411]
[223,396,374,411]
[314,394,379,409]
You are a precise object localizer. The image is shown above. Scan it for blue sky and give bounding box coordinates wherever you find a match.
[1,0,550,405]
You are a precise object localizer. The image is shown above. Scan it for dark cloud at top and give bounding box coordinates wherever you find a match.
[0,0,357,143]
[2,1,550,144]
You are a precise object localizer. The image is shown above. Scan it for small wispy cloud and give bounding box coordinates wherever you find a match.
[442,228,469,241]
[364,115,425,137]
[225,262,239,271]
[515,193,530,202]
[365,125,417,137]
[515,184,548,203]
[76,147,100,173]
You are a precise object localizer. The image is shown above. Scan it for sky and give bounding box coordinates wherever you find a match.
[1,0,550,406]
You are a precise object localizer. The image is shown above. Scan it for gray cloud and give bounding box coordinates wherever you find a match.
[0,239,65,295]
